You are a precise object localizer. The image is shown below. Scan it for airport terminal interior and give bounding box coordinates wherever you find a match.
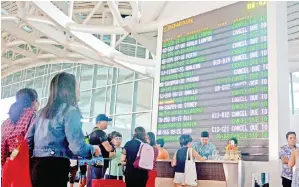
[1,1,299,187]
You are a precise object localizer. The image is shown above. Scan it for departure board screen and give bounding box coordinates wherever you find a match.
[157,1,268,161]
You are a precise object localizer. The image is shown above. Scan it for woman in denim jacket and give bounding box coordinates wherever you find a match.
[27,72,101,187]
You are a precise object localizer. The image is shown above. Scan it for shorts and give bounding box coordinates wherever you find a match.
[173,172,185,184]
[79,165,87,178]
[282,177,292,187]
[69,166,78,184]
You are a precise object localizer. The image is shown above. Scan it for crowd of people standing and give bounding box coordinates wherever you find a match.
[2,71,299,187]
[0,70,232,187]
[0,72,164,187]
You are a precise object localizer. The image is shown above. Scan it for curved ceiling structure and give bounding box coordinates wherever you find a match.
[1,1,299,78]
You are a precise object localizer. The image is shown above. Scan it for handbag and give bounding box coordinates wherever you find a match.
[133,139,155,171]
[184,148,198,186]
[2,115,35,187]
[2,137,32,187]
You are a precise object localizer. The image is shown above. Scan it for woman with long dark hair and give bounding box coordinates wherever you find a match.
[121,127,148,187]
[27,72,101,187]
[146,132,159,166]
[1,88,39,167]
[146,132,158,187]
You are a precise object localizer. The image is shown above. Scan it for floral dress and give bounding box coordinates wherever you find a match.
[292,157,299,187]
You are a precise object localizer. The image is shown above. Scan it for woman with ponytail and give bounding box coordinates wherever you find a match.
[1,88,39,166]
[121,127,149,187]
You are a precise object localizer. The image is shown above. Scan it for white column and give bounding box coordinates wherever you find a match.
[151,23,163,134]
[267,0,289,160]
[262,1,289,186]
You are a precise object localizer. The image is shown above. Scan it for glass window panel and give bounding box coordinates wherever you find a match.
[93,34,100,39]
[119,43,136,57]
[32,46,37,54]
[34,76,43,89]
[134,112,152,132]
[80,64,93,91]
[115,45,120,52]
[49,73,58,82]
[149,52,153,59]
[42,75,50,98]
[113,115,132,145]
[36,65,47,76]
[2,85,11,98]
[62,63,74,69]
[19,82,24,89]
[122,36,136,44]
[26,68,35,80]
[34,77,43,99]
[6,50,13,58]
[91,87,106,117]
[13,71,22,83]
[41,98,48,108]
[106,86,111,114]
[40,99,45,108]
[51,64,62,73]
[103,35,111,45]
[108,68,117,85]
[135,79,153,111]
[116,83,133,114]
[64,67,75,75]
[15,54,25,60]
[292,72,299,114]
[5,75,13,85]
[2,77,6,86]
[79,90,91,118]
[1,87,3,99]
[118,68,134,83]
[290,77,292,111]
[11,83,20,96]
[136,46,146,58]
[75,65,81,78]
[25,79,34,88]
[94,65,108,88]
[36,89,42,100]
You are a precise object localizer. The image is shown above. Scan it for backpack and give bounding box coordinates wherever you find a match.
[84,128,101,144]
[133,139,155,170]
[84,132,90,144]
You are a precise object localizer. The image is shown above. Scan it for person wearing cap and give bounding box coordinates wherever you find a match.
[86,114,115,187]
[192,131,216,159]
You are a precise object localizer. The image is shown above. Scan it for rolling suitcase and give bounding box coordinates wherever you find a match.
[92,159,125,187]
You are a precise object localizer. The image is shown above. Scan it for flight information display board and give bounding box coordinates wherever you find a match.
[157,1,268,161]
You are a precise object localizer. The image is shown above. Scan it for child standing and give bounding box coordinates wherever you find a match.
[106,132,124,180]
[171,135,205,187]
